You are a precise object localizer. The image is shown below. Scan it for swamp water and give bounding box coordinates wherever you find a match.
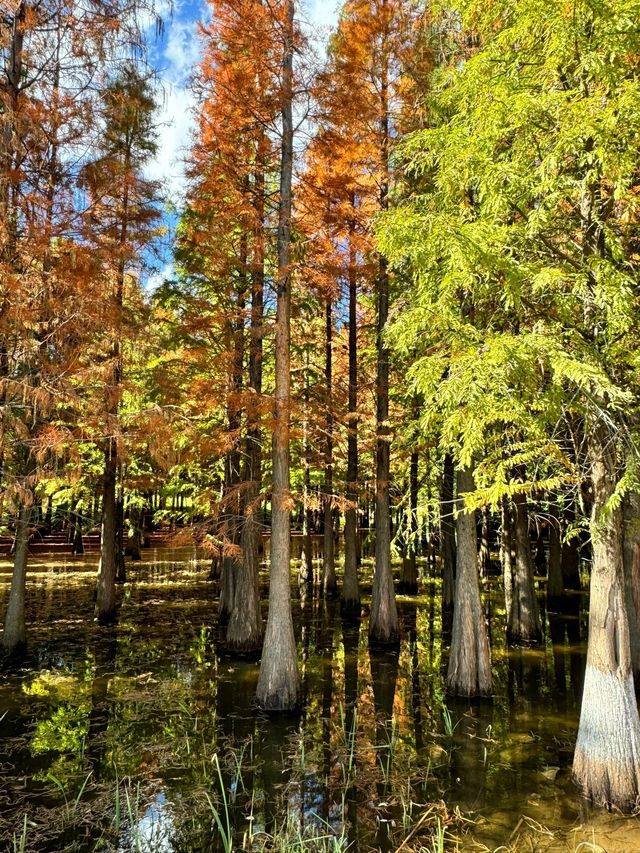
[1,546,640,852]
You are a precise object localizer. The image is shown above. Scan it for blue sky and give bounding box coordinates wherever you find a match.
[144,0,340,288]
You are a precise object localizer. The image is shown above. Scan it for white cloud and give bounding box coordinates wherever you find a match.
[163,16,202,86]
[145,261,175,293]
[145,3,203,198]
[147,82,195,198]
[145,0,340,199]
[306,0,339,31]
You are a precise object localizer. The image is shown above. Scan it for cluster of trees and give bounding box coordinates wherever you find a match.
[3,0,640,816]
[0,0,162,638]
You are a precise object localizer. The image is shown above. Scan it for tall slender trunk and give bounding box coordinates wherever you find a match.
[1,503,30,656]
[623,492,640,686]
[399,452,419,594]
[96,134,129,618]
[441,453,456,610]
[508,488,542,645]
[96,447,118,622]
[299,351,314,590]
[478,507,490,578]
[342,229,360,616]
[0,1,24,258]
[219,251,246,625]
[115,489,126,582]
[446,465,492,697]
[227,158,266,656]
[323,299,337,597]
[500,497,514,624]
[72,503,84,556]
[256,0,300,710]
[369,3,398,647]
[573,423,640,809]
[547,507,565,609]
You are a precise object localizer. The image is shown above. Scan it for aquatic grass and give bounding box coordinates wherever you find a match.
[441,705,456,737]
[204,753,233,853]
[337,704,358,785]
[124,780,144,853]
[47,769,93,818]
[11,815,27,853]
[252,812,349,852]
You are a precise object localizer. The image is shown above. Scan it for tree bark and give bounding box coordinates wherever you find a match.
[508,489,542,645]
[478,506,491,578]
[96,446,118,623]
[399,452,419,595]
[500,497,514,624]
[441,453,456,610]
[299,350,314,591]
[72,505,85,556]
[623,492,640,686]
[219,251,247,624]
[573,423,640,810]
[115,493,126,583]
[227,158,265,656]
[342,230,360,617]
[1,503,29,656]
[547,509,565,610]
[369,7,398,646]
[256,0,300,710]
[446,465,492,697]
[322,299,337,598]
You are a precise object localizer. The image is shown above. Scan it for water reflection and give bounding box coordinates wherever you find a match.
[0,547,638,852]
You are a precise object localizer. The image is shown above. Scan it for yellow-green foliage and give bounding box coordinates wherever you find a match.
[379,0,640,494]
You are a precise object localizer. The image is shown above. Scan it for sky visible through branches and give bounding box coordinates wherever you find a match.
[144,0,339,290]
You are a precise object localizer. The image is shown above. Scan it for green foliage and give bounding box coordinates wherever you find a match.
[379,0,640,493]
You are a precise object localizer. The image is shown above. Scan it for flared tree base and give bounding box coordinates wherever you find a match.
[507,626,542,647]
[220,639,263,661]
[573,666,640,811]
[95,607,118,626]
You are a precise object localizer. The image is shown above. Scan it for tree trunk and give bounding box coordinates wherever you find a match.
[441,453,456,610]
[256,0,300,710]
[478,506,491,578]
[96,446,118,623]
[129,505,142,561]
[399,452,419,595]
[72,506,84,556]
[299,476,313,589]
[227,152,266,656]
[369,2,398,647]
[219,262,246,624]
[1,503,29,656]
[115,494,126,583]
[547,509,565,610]
[623,492,640,686]
[299,351,314,591]
[573,424,640,810]
[446,465,492,697]
[508,489,542,645]
[561,505,582,591]
[342,230,360,617]
[323,299,337,598]
[227,506,263,655]
[500,497,514,624]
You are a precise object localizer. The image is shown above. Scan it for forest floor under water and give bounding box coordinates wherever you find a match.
[1,544,640,852]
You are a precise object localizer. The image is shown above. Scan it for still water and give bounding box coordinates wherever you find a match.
[1,545,640,852]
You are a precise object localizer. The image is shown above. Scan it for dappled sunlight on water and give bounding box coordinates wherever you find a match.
[0,547,639,851]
